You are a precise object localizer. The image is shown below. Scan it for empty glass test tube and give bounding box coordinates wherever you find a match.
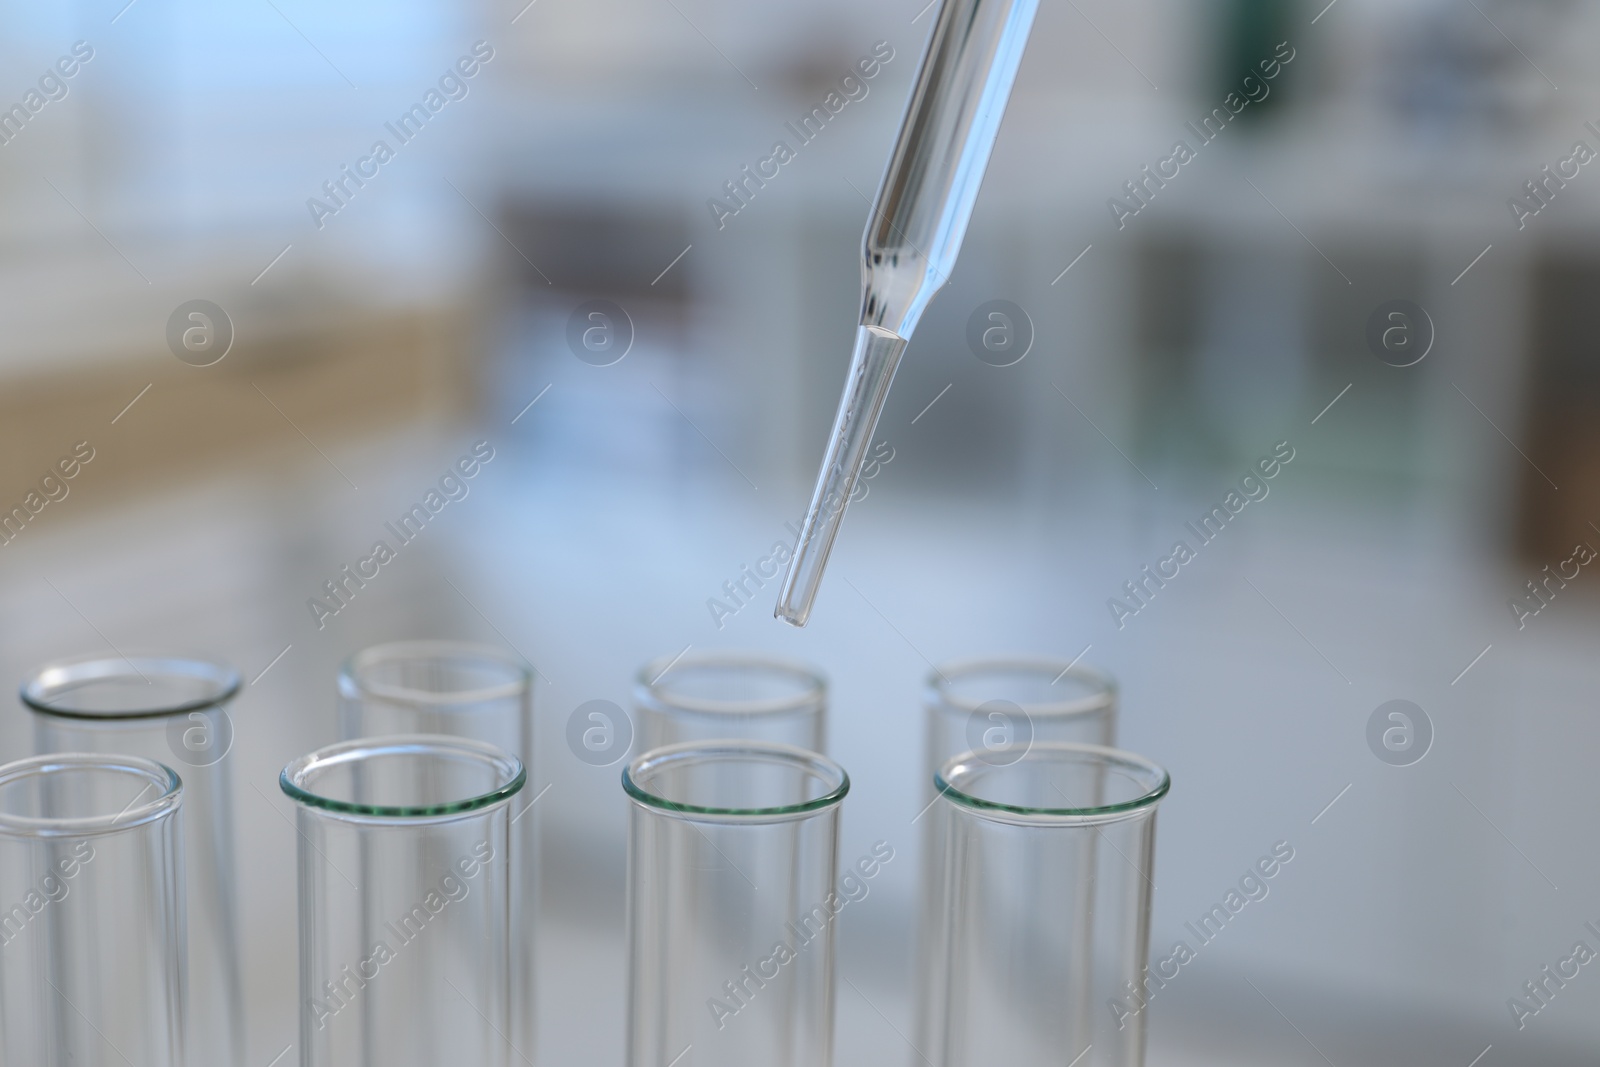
[922,658,1116,770]
[625,741,848,1067]
[930,743,1169,1067]
[914,658,1117,1064]
[281,735,525,1067]
[337,640,537,1055]
[23,654,243,1067]
[634,651,827,753]
[0,753,186,1067]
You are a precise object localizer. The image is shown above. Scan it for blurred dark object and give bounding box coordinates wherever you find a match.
[503,202,691,300]
[1215,0,1295,122]
[1520,251,1600,561]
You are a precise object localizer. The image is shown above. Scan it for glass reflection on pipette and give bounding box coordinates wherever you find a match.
[775,0,1041,626]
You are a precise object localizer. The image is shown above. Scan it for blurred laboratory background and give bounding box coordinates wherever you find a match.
[1,0,1598,1062]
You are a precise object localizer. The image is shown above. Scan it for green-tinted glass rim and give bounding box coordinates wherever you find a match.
[936,742,1169,822]
[623,741,848,821]
[21,655,241,720]
[281,735,525,819]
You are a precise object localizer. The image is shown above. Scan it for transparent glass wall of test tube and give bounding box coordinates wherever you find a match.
[24,655,244,1067]
[932,744,1169,1067]
[913,659,1117,1067]
[282,735,525,1067]
[0,753,187,1067]
[624,742,849,1067]
[337,641,537,1058]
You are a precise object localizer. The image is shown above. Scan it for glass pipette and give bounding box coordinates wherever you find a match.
[774,0,1041,626]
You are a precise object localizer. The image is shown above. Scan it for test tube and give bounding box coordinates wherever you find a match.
[22,654,243,1067]
[913,658,1117,1066]
[337,640,537,1056]
[281,735,525,1067]
[634,651,827,753]
[922,657,1117,765]
[931,743,1169,1067]
[624,741,849,1067]
[0,752,187,1066]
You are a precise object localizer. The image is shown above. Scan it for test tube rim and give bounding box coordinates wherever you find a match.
[935,741,1168,826]
[623,740,849,824]
[926,657,1116,720]
[21,653,241,721]
[634,650,826,719]
[0,752,183,837]
[280,734,526,822]
[339,640,532,708]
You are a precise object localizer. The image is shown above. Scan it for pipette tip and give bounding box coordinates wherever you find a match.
[773,325,909,627]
